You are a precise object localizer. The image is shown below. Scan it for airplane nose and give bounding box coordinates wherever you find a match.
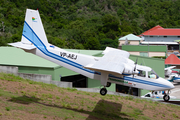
[167,80,175,89]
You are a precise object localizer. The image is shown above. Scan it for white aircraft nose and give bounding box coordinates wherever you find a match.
[168,81,175,89]
[159,77,175,89]
[164,78,175,89]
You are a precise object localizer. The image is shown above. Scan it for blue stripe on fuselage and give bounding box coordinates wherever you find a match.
[109,75,171,88]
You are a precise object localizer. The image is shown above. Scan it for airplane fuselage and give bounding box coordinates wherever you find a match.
[27,44,174,92]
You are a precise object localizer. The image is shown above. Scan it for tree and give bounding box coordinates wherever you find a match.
[85,37,100,50]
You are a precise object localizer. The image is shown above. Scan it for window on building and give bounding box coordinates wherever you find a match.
[164,36,167,38]
[140,52,148,57]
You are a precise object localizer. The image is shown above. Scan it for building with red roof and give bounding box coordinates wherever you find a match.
[140,25,180,42]
[165,54,180,65]
[140,25,180,56]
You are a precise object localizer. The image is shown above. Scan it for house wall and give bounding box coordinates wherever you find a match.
[119,41,125,45]
[143,35,180,42]
[119,40,139,45]
[149,52,165,57]
[129,41,140,45]
[128,52,165,57]
[128,52,140,56]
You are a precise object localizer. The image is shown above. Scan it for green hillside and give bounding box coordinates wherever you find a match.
[0,72,180,119]
[1,0,180,49]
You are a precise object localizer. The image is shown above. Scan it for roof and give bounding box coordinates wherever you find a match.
[0,47,59,68]
[141,25,180,36]
[165,54,180,65]
[119,34,142,41]
[141,42,178,45]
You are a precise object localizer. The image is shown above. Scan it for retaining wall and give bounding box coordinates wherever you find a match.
[0,65,72,88]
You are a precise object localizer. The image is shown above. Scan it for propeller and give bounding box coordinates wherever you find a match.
[134,57,138,72]
[133,57,138,77]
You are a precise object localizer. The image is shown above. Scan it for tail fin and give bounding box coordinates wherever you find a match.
[9,9,49,49]
[21,9,49,46]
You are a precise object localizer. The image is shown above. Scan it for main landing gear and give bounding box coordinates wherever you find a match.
[100,82,111,96]
[100,88,107,95]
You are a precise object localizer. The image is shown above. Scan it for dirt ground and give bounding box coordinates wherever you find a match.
[0,76,180,120]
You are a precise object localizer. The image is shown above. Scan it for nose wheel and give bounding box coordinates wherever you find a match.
[163,95,170,102]
[100,88,107,96]
[163,90,170,102]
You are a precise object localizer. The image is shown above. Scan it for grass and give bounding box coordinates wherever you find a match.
[0,73,179,119]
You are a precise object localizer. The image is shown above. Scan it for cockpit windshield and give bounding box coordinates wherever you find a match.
[148,69,159,79]
[137,69,159,79]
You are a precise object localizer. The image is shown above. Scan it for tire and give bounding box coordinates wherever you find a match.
[106,82,111,87]
[100,88,107,96]
[163,95,170,102]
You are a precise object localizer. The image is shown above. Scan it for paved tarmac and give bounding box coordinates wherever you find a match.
[170,82,180,99]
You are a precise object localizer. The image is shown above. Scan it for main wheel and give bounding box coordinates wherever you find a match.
[100,88,107,96]
[106,82,111,87]
[163,95,170,102]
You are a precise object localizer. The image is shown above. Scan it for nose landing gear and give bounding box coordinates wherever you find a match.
[163,90,170,102]
[163,95,170,102]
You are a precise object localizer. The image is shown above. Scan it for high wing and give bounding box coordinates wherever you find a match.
[84,47,138,76]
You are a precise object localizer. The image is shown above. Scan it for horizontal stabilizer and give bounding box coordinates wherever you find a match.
[8,42,36,50]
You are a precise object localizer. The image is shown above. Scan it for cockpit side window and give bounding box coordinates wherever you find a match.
[137,70,146,77]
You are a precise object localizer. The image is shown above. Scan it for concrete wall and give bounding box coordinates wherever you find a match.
[18,73,72,88]
[18,66,61,81]
[18,73,52,83]
[0,65,18,75]
[0,65,72,88]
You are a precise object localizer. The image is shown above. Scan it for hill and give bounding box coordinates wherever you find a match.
[1,0,180,49]
[0,72,180,120]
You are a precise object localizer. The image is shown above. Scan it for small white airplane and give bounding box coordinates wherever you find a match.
[9,9,174,101]
[141,91,176,100]
[165,66,176,77]
[165,66,180,82]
